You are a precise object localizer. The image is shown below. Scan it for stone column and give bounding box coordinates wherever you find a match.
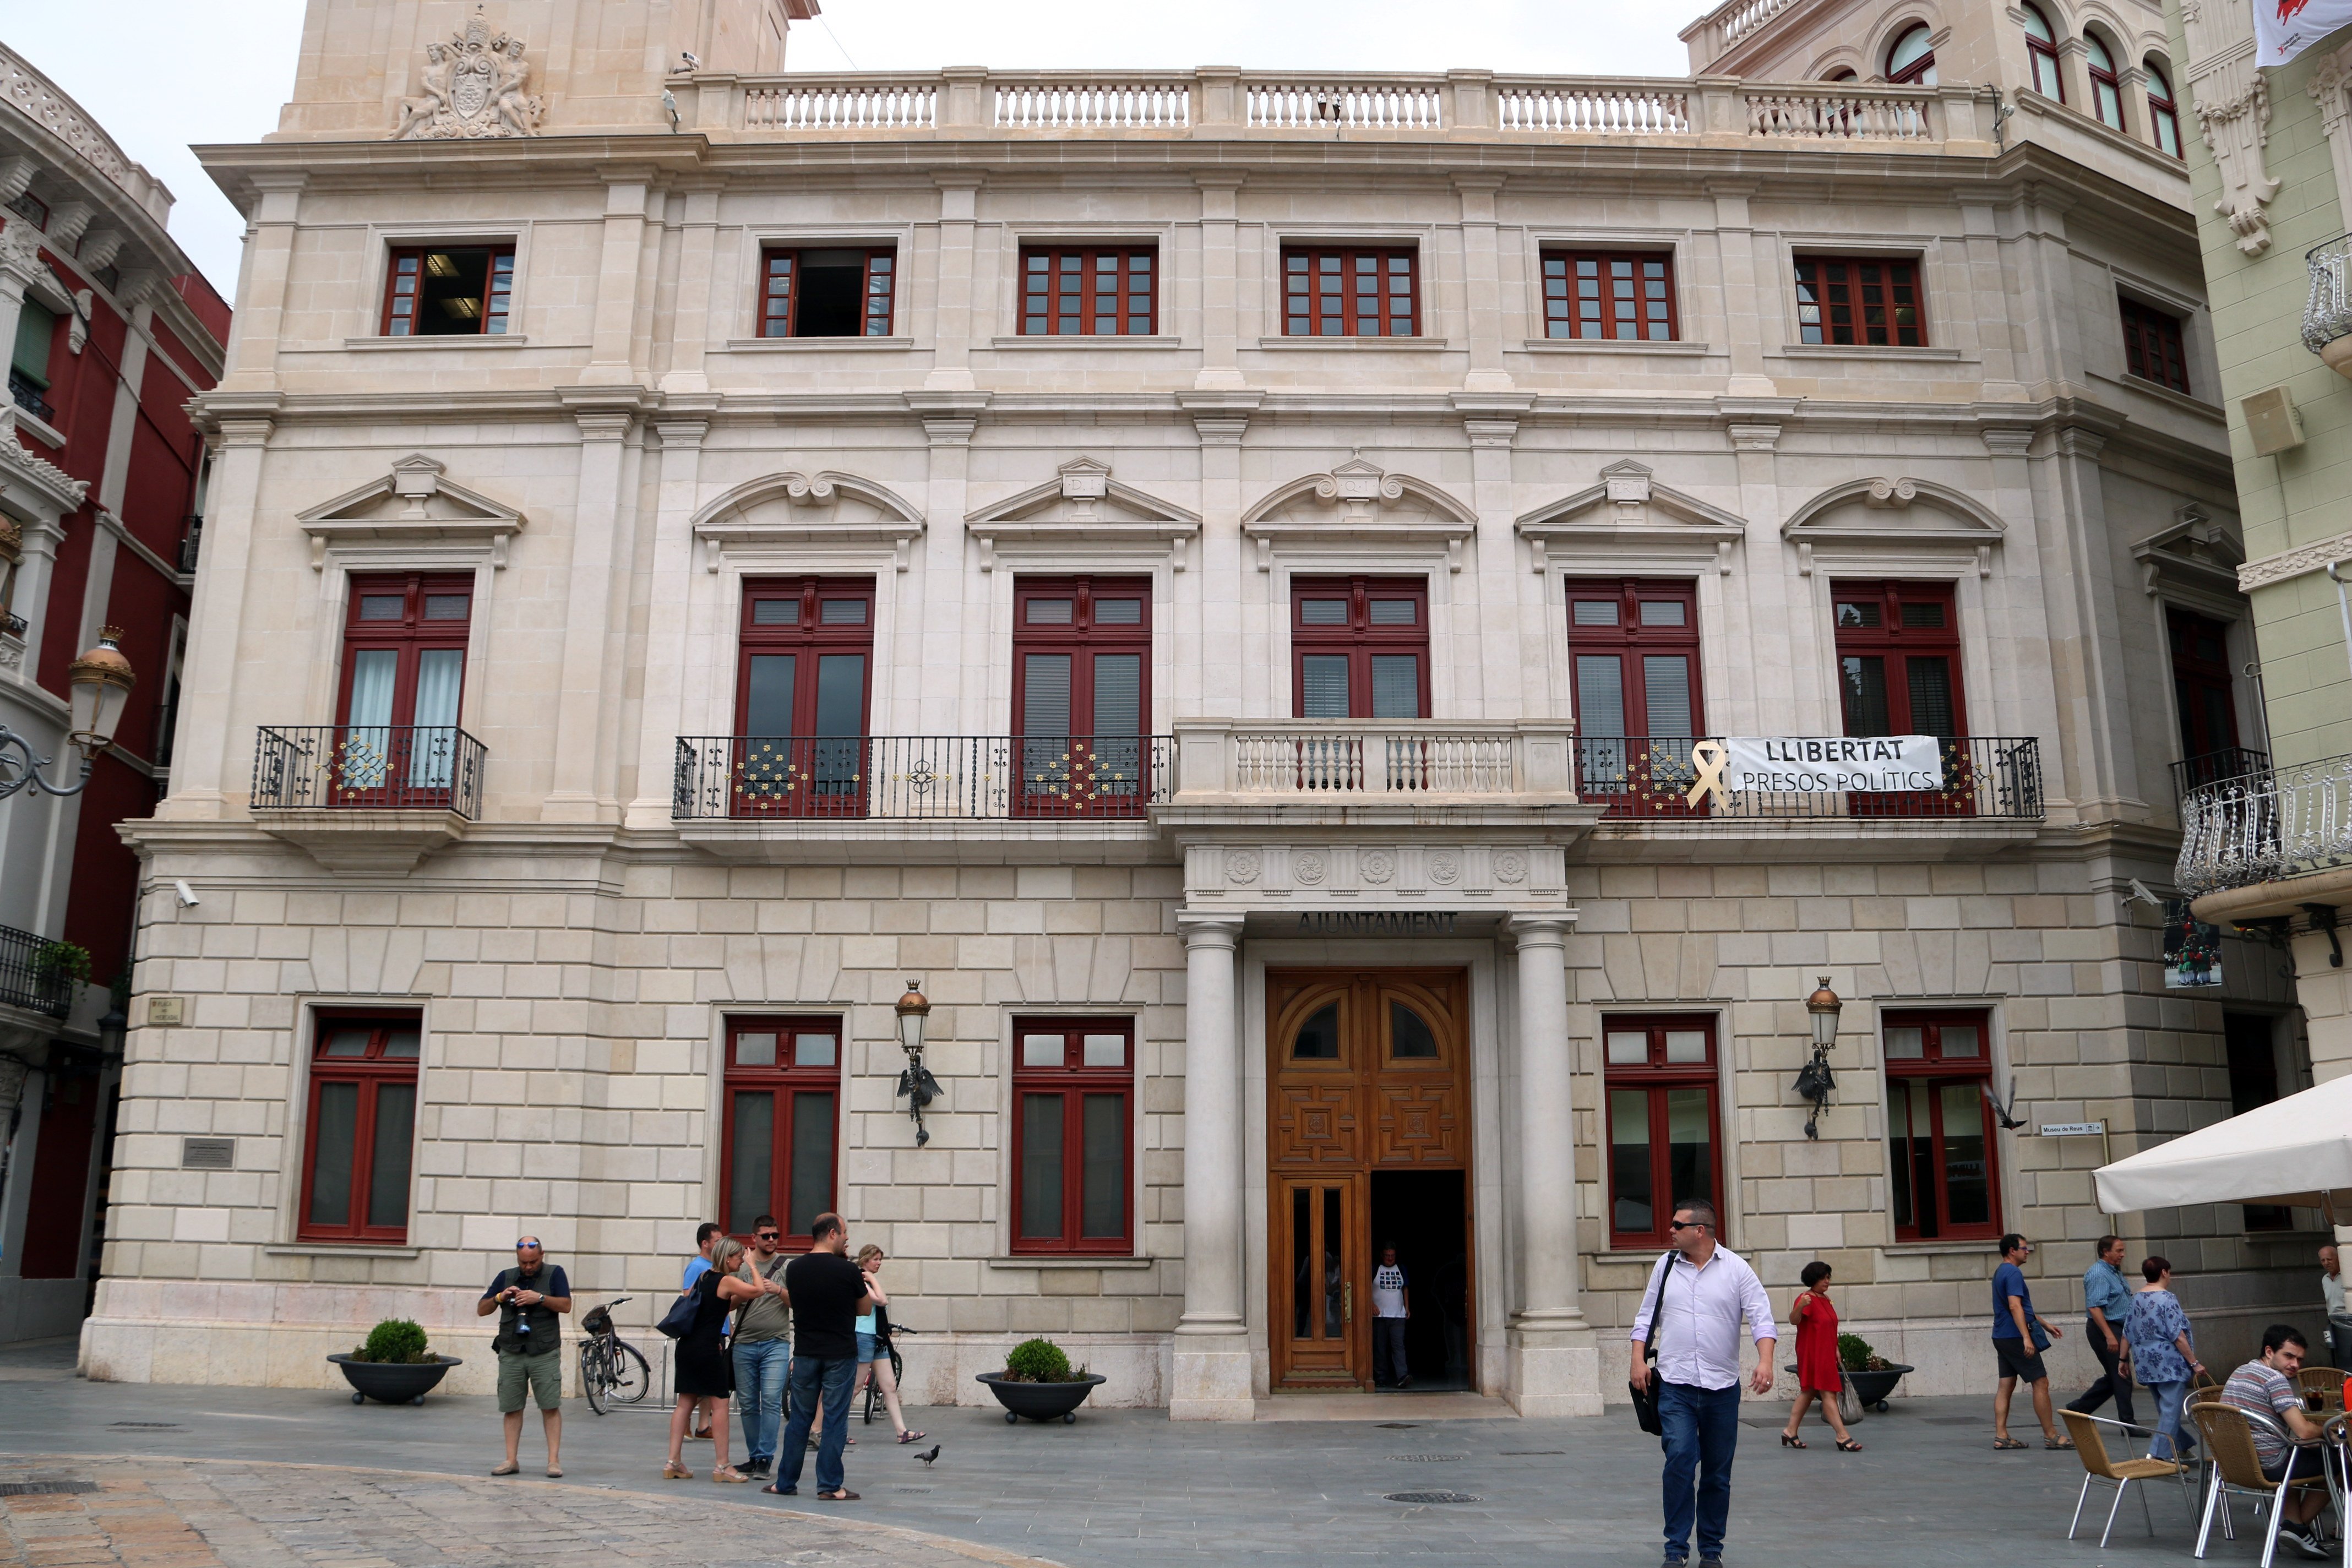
[154,412,275,819]
[625,413,712,829]
[1454,175,1512,394]
[542,406,638,821]
[1172,912,1253,1421]
[925,175,983,392]
[1194,173,1246,392]
[215,174,306,395]
[580,172,653,388]
[1505,911,1600,1416]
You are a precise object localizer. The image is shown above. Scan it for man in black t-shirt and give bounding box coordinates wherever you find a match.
[475,1237,570,1477]
[764,1212,870,1501]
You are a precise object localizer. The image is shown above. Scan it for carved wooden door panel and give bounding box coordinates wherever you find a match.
[1370,974,1467,1165]
[1271,1173,1365,1387]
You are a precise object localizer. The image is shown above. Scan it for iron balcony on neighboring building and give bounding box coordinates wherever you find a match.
[0,922,76,1019]
[2305,232,2352,373]
[2170,747,2270,802]
[2178,752,2352,908]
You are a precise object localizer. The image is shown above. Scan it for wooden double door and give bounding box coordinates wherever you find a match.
[1267,968,1471,1390]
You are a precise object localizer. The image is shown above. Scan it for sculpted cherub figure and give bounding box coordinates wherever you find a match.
[492,40,539,136]
[393,42,452,138]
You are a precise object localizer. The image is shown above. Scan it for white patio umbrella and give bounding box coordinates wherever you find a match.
[2094,1071,2352,1216]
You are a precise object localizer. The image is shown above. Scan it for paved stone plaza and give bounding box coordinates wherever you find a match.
[0,1338,2281,1567]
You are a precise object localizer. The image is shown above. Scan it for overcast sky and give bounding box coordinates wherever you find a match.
[4,2,1692,297]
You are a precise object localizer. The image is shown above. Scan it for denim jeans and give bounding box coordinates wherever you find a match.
[1658,1380,1741,1561]
[731,1338,791,1466]
[775,1353,857,1494]
[2146,1376,2193,1461]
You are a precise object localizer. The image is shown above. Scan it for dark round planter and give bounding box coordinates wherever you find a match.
[976,1371,1105,1424]
[1845,1364,1912,1412]
[329,1353,462,1406]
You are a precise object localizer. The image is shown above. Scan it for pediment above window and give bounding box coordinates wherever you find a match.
[1782,476,2005,576]
[967,456,1201,571]
[1514,460,1744,574]
[296,453,526,569]
[1242,456,1476,571]
[692,470,926,572]
[2134,504,2245,605]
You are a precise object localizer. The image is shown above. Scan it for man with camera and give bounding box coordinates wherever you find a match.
[477,1235,571,1477]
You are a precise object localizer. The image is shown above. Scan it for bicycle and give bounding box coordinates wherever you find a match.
[861,1323,916,1425]
[578,1297,652,1415]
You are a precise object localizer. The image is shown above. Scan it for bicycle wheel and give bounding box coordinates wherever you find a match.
[581,1343,610,1417]
[608,1340,653,1405]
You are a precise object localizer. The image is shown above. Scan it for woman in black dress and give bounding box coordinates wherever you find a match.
[665,1234,755,1481]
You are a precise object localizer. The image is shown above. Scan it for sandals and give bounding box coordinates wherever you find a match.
[1993,1436,2029,1450]
[490,1461,520,1477]
[2044,1437,2076,1451]
[818,1488,861,1502]
[545,1466,563,1478]
[713,1467,749,1483]
[897,1430,928,1445]
[1836,1439,1863,1452]
[1779,1433,1806,1449]
[662,1461,692,1479]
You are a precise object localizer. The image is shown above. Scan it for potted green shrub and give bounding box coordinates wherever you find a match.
[974,1336,1106,1424]
[1837,1331,1912,1413]
[328,1317,462,1405]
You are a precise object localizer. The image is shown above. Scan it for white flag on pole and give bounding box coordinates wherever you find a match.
[2254,0,2352,68]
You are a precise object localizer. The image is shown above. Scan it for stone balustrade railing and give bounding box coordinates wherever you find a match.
[1169,719,1578,804]
[0,40,175,227]
[1679,0,1806,67]
[710,68,1981,150]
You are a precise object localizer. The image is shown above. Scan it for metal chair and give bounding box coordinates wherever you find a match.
[2061,1409,2185,1548]
[2191,1400,2333,1566]
[2320,1411,2349,1568]
[2299,1367,2347,1415]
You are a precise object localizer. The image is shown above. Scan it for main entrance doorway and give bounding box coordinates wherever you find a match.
[1267,969,1471,1391]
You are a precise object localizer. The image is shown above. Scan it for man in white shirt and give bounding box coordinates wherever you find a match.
[1371,1244,1411,1389]
[1629,1199,1778,1568]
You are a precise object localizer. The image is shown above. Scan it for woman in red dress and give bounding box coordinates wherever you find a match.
[1781,1260,1861,1450]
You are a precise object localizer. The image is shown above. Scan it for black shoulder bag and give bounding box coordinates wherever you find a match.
[1630,1250,1674,1437]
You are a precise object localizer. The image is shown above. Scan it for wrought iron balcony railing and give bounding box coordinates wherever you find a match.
[0,922,76,1019]
[177,517,202,574]
[2178,751,2352,896]
[252,725,486,818]
[1577,736,2044,821]
[2306,232,2352,355]
[2170,747,2269,802]
[8,368,53,424]
[674,734,1173,821]
[2,611,24,639]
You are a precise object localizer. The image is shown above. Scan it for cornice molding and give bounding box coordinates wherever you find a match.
[2236,529,2352,592]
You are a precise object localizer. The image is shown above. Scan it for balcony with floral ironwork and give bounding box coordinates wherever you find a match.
[1576,735,2045,832]
[247,724,486,872]
[2178,752,2352,915]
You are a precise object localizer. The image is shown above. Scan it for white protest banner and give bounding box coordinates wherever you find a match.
[1685,736,1945,806]
[2255,0,2352,67]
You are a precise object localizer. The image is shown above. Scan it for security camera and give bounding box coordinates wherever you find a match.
[173,880,199,908]
[2124,879,2159,910]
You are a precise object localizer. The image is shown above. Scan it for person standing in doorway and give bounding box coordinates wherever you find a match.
[1372,1244,1411,1390]
[1990,1233,2070,1451]
[2320,1245,2344,1361]
[1628,1199,1778,1568]
[477,1236,570,1478]
[764,1212,870,1503]
[731,1216,792,1480]
[2066,1234,2138,1431]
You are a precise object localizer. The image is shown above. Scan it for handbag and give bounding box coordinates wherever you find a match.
[1630,1250,1674,1437]
[656,1277,701,1340]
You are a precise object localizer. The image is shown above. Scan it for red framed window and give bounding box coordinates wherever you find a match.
[1013,576,1152,817]
[1292,576,1428,718]
[2086,34,2124,128]
[1883,1009,1999,1242]
[1795,257,1926,347]
[1019,247,1156,335]
[720,1017,841,1239]
[1011,1017,1134,1254]
[2147,64,2182,157]
[734,576,874,817]
[2023,4,2066,100]
[1282,247,1419,337]
[758,247,895,337]
[1542,252,1677,341]
[300,1013,421,1243]
[2169,608,2241,778]
[1887,24,1936,85]
[1604,1015,1721,1250]
[1833,580,1964,740]
[336,573,471,802]
[382,246,514,336]
[2121,298,2190,395]
[1567,579,1704,817]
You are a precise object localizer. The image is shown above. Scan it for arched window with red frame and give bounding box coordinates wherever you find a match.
[1012,576,1152,817]
[300,1012,421,1243]
[336,573,471,803]
[1011,1017,1134,1255]
[1603,1015,1722,1250]
[1883,1009,2000,1241]
[2085,34,2124,128]
[2146,62,2182,157]
[734,576,874,818]
[720,1017,841,1239]
[1886,24,1936,85]
[2023,4,2066,100]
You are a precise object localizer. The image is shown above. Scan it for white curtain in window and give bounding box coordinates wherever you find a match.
[409,649,462,787]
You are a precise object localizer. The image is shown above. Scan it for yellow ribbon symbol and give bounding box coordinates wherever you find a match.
[1685,739,1729,809]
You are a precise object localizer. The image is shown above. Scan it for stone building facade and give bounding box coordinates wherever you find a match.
[86,0,2326,1417]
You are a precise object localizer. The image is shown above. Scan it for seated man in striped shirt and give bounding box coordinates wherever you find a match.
[2221,1324,2330,1558]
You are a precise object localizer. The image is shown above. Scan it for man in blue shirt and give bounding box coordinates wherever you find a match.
[1990,1232,2068,1450]
[2065,1233,2138,1429]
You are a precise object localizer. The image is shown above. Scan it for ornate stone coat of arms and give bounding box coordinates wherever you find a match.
[393,7,541,140]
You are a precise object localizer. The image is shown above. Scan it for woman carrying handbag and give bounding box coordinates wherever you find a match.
[1780,1261,1861,1451]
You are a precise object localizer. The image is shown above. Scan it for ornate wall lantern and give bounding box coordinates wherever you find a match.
[1792,976,1843,1141]
[893,978,940,1146]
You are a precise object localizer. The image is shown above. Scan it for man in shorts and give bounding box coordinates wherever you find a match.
[2222,1325,2331,1558]
[1989,1233,2067,1450]
[477,1235,570,1477]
